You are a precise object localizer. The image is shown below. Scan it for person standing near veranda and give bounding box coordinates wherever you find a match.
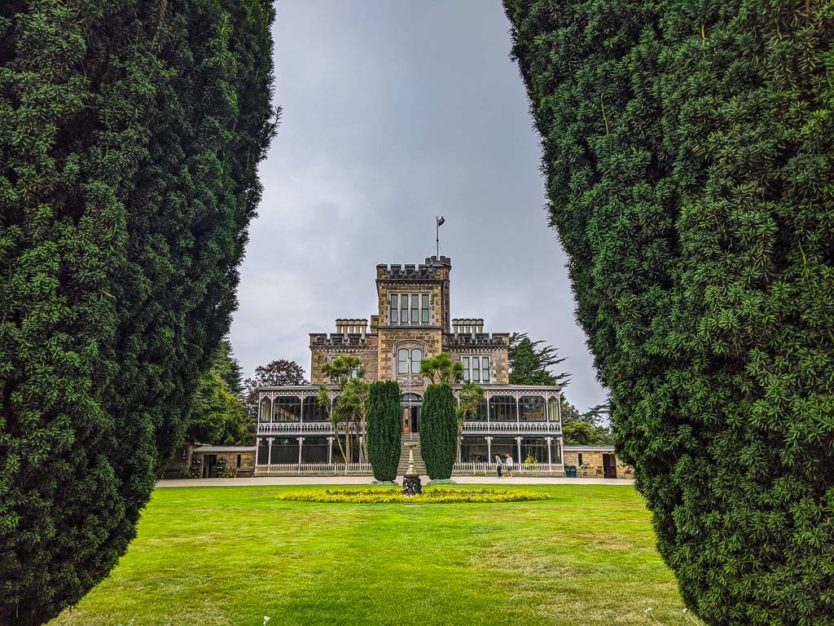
[495,454,503,478]
[505,453,514,477]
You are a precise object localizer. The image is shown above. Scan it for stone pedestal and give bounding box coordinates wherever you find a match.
[401,441,422,497]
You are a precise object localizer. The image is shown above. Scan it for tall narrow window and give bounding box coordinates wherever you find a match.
[411,294,419,325]
[400,296,408,325]
[397,348,409,375]
[421,294,430,323]
[390,294,398,324]
[410,349,423,374]
[473,360,480,382]
[462,357,470,382]
[482,357,491,383]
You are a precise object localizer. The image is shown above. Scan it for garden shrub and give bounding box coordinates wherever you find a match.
[505,1,834,623]
[367,381,402,481]
[421,384,457,480]
[0,2,275,623]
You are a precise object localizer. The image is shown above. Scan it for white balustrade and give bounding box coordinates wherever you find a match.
[462,421,561,434]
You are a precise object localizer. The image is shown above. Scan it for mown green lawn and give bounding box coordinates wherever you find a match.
[52,485,698,626]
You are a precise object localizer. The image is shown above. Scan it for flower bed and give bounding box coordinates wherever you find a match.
[274,487,549,504]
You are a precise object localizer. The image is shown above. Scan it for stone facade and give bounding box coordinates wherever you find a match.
[309,256,510,390]
[563,445,633,479]
[191,446,256,478]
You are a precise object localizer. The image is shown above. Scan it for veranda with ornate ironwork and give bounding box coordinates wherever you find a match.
[254,384,564,475]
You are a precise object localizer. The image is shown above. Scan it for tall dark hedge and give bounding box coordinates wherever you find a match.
[421,384,457,480]
[366,381,402,481]
[506,1,834,623]
[0,2,276,623]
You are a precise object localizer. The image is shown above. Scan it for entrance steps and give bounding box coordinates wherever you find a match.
[397,433,426,476]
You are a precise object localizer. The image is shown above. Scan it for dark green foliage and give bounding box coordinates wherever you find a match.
[562,399,613,445]
[506,0,834,622]
[213,340,244,396]
[0,1,276,623]
[421,384,457,480]
[187,340,249,445]
[508,332,570,386]
[366,381,402,481]
[242,358,307,417]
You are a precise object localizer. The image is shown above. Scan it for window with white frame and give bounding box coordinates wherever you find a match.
[461,356,491,383]
[389,293,430,326]
[397,348,424,375]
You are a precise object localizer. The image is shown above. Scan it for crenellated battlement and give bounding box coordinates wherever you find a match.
[444,332,510,348]
[376,256,451,282]
[310,333,375,349]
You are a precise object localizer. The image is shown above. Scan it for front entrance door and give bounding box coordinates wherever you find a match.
[202,454,217,478]
[603,453,617,479]
[401,393,423,433]
[401,406,422,433]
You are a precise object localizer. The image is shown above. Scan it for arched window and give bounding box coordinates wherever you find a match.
[259,396,272,422]
[303,396,328,421]
[548,397,559,425]
[519,396,546,422]
[410,348,423,374]
[401,393,422,405]
[272,396,301,422]
[397,348,409,375]
[489,396,517,422]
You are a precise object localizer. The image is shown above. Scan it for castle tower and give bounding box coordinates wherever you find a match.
[374,256,451,388]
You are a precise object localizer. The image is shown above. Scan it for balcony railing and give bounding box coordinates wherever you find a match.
[255,462,372,475]
[453,462,564,474]
[257,421,562,436]
[257,422,363,435]
[462,421,561,434]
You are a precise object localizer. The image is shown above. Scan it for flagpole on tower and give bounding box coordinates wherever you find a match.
[435,215,445,258]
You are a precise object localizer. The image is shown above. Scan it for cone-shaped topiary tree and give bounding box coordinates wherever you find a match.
[421,384,458,480]
[367,381,402,481]
[506,0,834,622]
[0,2,276,623]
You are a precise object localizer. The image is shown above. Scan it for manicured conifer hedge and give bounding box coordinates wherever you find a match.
[367,381,402,481]
[0,2,275,623]
[421,384,457,480]
[506,1,834,623]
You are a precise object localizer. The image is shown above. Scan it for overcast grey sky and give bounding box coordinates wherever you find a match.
[229,0,608,412]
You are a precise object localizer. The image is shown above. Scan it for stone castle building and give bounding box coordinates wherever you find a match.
[255,255,565,475]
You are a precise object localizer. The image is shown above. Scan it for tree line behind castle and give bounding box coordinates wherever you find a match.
[187,332,612,462]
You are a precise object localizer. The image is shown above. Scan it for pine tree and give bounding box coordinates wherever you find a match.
[508,332,570,386]
[187,341,249,446]
[366,381,402,482]
[421,384,457,480]
[0,2,276,623]
[506,0,834,622]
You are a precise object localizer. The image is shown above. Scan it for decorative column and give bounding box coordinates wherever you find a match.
[327,437,334,464]
[515,436,523,465]
[457,436,463,463]
[297,437,305,465]
[267,437,274,466]
[545,436,553,472]
[486,436,493,461]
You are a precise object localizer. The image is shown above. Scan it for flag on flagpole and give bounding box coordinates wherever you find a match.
[437,216,445,226]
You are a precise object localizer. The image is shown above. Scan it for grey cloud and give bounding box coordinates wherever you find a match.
[230,0,607,411]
